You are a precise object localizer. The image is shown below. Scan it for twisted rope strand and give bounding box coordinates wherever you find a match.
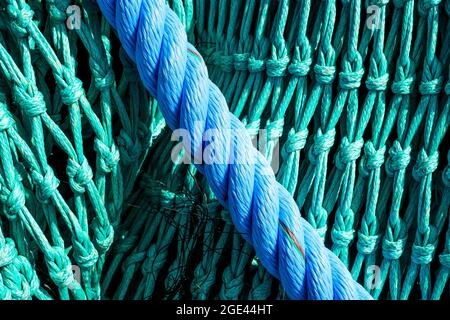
[96,0,372,300]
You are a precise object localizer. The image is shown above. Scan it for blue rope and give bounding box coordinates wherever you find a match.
[96,0,372,300]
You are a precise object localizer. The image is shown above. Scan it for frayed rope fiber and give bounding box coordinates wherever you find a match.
[96,0,372,299]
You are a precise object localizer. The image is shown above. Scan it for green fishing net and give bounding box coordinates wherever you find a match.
[0,0,449,300]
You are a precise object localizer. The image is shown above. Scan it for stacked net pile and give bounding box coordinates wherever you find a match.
[0,0,449,300]
[0,0,165,300]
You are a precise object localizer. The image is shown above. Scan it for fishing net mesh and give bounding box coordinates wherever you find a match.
[0,0,448,300]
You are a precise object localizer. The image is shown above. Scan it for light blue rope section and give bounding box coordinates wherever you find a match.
[96,0,372,300]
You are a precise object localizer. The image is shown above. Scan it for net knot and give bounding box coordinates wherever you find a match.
[48,0,70,23]
[4,270,31,300]
[391,76,415,95]
[0,180,25,221]
[0,285,10,300]
[248,57,265,73]
[339,68,364,90]
[248,278,272,300]
[419,76,443,95]
[412,149,439,181]
[18,256,40,297]
[366,73,389,91]
[266,54,290,77]
[331,228,354,248]
[335,138,364,170]
[66,158,93,194]
[282,128,308,158]
[385,141,411,176]
[244,118,261,138]
[207,50,221,66]
[72,233,99,269]
[0,238,18,268]
[288,58,312,77]
[60,78,84,106]
[308,128,336,164]
[289,44,312,77]
[94,139,120,174]
[411,243,435,265]
[357,232,379,255]
[90,58,115,91]
[12,87,46,118]
[92,219,114,253]
[233,53,250,71]
[31,167,60,203]
[46,247,78,288]
[265,118,284,141]
[192,264,216,298]
[6,2,34,37]
[382,237,405,260]
[418,0,442,15]
[314,64,336,85]
[360,141,386,176]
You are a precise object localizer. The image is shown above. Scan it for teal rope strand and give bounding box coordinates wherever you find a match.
[190,193,231,299]
[350,0,390,283]
[277,0,312,195]
[401,1,447,297]
[327,0,366,266]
